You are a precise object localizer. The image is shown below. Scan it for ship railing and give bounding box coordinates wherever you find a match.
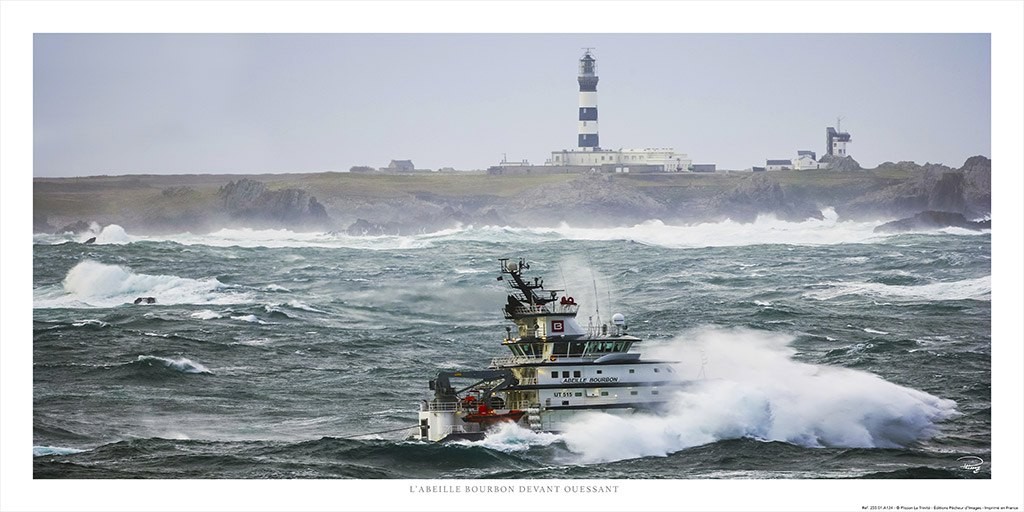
[490,355,547,367]
[420,400,464,412]
[420,398,538,413]
[503,303,579,319]
[516,377,538,386]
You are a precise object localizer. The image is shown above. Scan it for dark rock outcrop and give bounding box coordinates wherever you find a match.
[843,156,990,219]
[710,174,824,222]
[873,210,991,233]
[509,174,667,226]
[958,155,991,215]
[819,155,862,171]
[219,179,330,227]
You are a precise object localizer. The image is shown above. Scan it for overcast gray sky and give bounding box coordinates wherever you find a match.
[33,33,989,176]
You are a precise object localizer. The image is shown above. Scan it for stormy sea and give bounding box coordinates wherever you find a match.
[32,210,991,479]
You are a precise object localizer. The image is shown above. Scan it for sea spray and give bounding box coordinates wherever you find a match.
[92,224,132,244]
[466,327,958,463]
[555,327,957,462]
[35,260,247,308]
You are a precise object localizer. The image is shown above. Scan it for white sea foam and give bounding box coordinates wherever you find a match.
[136,355,212,374]
[92,224,132,244]
[190,310,224,320]
[71,319,110,328]
[29,209,973,251]
[33,260,251,309]
[33,445,87,457]
[804,276,991,301]
[454,422,561,452]
[285,300,326,313]
[471,327,957,463]
[230,314,268,324]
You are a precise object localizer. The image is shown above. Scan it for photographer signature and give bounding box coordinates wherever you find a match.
[956,456,984,474]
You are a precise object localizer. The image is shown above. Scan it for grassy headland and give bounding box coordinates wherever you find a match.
[33,157,990,235]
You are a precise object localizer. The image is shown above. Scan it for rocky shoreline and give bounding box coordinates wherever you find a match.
[34,156,991,236]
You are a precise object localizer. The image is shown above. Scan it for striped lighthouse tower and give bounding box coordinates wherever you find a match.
[577,48,599,150]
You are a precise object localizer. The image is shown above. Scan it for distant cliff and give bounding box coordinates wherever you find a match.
[219,179,329,227]
[839,156,990,220]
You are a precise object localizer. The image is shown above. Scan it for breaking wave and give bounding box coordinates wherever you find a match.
[33,260,252,308]
[134,355,212,375]
[33,210,989,251]
[33,445,87,457]
[466,327,957,463]
[804,276,991,301]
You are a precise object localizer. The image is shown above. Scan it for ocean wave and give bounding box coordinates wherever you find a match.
[33,260,253,309]
[467,327,958,464]
[70,319,110,328]
[803,276,991,301]
[134,355,212,375]
[33,445,87,457]
[231,314,269,325]
[285,300,326,313]
[190,309,224,320]
[30,210,964,250]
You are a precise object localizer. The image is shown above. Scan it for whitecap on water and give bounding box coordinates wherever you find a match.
[546,327,958,463]
[33,260,253,309]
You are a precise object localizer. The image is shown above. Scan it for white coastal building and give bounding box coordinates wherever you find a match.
[546,147,690,172]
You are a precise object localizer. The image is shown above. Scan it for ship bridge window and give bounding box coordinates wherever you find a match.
[553,342,569,356]
[570,342,586,356]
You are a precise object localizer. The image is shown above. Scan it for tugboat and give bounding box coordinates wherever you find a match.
[417,258,686,442]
